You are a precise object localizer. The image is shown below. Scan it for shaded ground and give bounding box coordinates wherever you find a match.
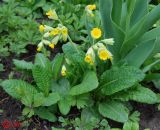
[138,104,160,130]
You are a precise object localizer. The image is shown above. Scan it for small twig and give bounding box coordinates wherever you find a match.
[44,125,49,130]
[0,97,9,104]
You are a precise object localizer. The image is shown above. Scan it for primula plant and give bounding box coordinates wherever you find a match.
[1,0,160,130]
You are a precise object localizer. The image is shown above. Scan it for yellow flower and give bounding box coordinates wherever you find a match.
[98,48,112,61]
[84,47,95,65]
[89,13,94,17]
[87,4,96,11]
[51,35,59,45]
[37,47,42,52]
[61,27,68,35]
[37,42,43,52]
[39,25,45,32]
[50,28,60,36]
[91,28,102,39]
[61,65,67,76]
[46,9,58,20]
[85,4,96,17]
[61,27,68,41]
[49,43,55,49]
[84,54,94,65]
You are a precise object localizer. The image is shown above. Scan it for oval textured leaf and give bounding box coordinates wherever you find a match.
[99,100,129,123]
[70,71,99,95]
[100,66,145,95]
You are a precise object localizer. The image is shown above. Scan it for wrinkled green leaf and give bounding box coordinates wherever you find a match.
[13,59,33,70]
[32,65,52,96]
[99,100,129,123]
[100,66,145,95]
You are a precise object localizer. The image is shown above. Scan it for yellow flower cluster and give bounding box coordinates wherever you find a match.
[85,4,96,17]
[84,39,114,65]
[37,10,69,52]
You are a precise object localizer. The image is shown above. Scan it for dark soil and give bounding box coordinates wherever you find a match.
[136,104,160,130]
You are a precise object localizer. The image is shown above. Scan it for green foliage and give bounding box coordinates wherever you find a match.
[52,78,73,115]
[100,0,160,67]
[1,54,64,120]
[0,0,41,57]
[0,64,4,72]
[62,43,85,66]
[1,0,160,129]
[35,107,57,122]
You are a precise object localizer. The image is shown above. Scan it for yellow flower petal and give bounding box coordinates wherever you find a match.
[37,47,42,52]
[61,65,67,76]
[84,54,93,65]
[46,9,58,20]
[91,28,102,39]
[61,27,68,41]
[50,28,60,36]
[61,27,68,35]
[49,43,55,49]
[98,49,112,61]
[87,4,96,11]
[39,25,45,32]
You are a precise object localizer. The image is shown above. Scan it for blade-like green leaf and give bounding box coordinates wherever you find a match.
[121,4,160,57]
[99,100,129,123]
[138,27,160,43]
[112,0,122,25]
[70,71,99,95]
[142,59,160,72]
[130,0,148,26]
[99,0,113,38]
[100,66,145,95]
[99,0,125,62]
[125,39,156,67]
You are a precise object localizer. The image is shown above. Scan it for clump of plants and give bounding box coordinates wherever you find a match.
[1,0,160,130]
